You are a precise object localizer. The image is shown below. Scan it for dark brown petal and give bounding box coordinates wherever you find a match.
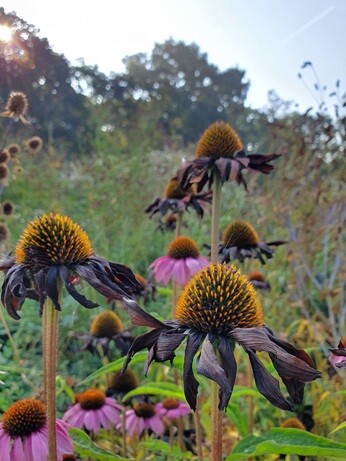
[246,348,293,411]
[1,265,27,319]
[122,297,168,329]
[218,337,237,403]
[155,331,186,363]
[59,266,98,309]
[33,269,48,315]
[183,331,205,411]
[232,327,321,383]
[196,335,232,410]
[215,158,241,183]
[265,329,317,369]
[122,328,162,373]
[46,266,61,311]
[74,261,126,300]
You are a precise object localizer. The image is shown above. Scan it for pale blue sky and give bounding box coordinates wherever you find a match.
[2,0,345,113]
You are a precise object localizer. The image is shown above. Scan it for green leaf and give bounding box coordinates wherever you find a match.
[79,352,148,384]
[123,381,186,402]
[139,439,193,460]
[330,421,346,434]
[69,428,128,461]
[226,428,346,460]
[226,403,248,437]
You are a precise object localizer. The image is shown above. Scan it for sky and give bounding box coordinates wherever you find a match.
[1,0,345,113]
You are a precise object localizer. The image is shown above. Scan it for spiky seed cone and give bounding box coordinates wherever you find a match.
[89,310,124,338]
[15,213,93,267]
[5,92,28,117]
[195,121,243,160]
[24,136,43,154]
[175,264,263,333]
[164,178,196,199]
[110,370,139,393]
[133,402,155,419]
[281,418,306,430]
[7,144,21,157]
[2,399,46,437]
[2,200,14,215]
[167,236,200,259]
[78,389,105,410]
[0,149,10,163]
[222,220,260,248]
[0,163,9,180]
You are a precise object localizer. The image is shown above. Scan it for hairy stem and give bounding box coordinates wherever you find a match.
[210,173,223,461]
[43,297,60,461]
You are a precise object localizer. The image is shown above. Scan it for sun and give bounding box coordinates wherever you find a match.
[0,25,12,43]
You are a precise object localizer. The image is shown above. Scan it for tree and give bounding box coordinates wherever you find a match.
[0,8,94,153]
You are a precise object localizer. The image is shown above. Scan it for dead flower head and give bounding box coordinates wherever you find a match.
[123,263,320,411]
[178,121,279,191]
[0,92,30,124]
[1,213,141,319]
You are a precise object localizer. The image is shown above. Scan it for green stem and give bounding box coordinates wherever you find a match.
[210,173,223,461]
[43,297,60,461]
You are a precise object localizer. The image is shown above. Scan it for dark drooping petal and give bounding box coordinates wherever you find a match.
[218,336,237,406]
[183,330,205,411]
[231,327,320,408]
[1,265,28,319]
[58,266,98,309]
[46,266,61,310]
[246,347,293,411]
[196,335,232,410]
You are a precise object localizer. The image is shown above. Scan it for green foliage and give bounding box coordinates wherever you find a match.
[69,428,128,460]
[227,428,346,460]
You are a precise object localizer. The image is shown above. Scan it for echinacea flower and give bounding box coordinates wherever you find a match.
[0,149,10,163]
[123,264,320,411]
[121,402,164,438]
[0,91,30,124]
[156,398,190,420]
[247,271,271,291]
[1,213,141,319]
[145,176,212,219]
[329,339,346,368]
[0,398,73,461]
[178,121,279,192]
[2,201,14,216]
[280,417,306,430]
[106,369,139,399]
[219,220,286,265]
[7,144,20,157]
[63,389,123,433]
[150,236,209,286]
[77,309,134,356]
[24,136,43,155]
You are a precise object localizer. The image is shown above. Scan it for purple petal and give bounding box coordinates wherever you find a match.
[84,410,98,432]
[0,433,11,461]
[12,437,25,460]
[148,415,164,436]
[55,420,74,454]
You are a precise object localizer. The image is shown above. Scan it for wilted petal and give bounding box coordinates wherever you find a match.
[196,335,232,410]
[246,348,293,411]
[183,331,204,410]
[122,297,168,329]
[155,331,186,363]
[218,337,237,402]
[123,329,162,372]
[59,266,98,309]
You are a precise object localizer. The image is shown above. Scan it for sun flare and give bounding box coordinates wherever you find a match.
[0,25,12,43]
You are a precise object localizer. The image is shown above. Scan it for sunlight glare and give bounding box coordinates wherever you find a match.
[0,25,12,43]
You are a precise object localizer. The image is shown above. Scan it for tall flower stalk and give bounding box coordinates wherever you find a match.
[210,173,223,461]
[43,296,60,461]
